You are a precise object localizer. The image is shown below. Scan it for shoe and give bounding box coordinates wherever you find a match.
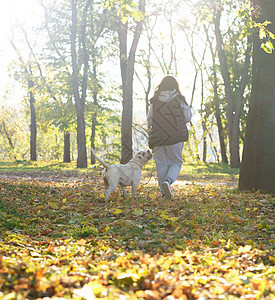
[162,181,172,200]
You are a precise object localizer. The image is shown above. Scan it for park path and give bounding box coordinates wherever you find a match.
[0,171,238,188]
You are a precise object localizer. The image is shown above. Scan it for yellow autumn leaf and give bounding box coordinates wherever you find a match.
[133,208,143,216]
[48,202,58,209]
[129,240,136,248]
[174,226,181,233]
[238,245,252,254]
[113,208,122,215]
[87,281,107,297]
[104,225,110,232]
[149,193,156,200]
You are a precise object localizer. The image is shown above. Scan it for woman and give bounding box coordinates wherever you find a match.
[147,75,192,199]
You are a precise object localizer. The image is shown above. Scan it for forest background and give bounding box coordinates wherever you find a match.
[0,0,274,189]
[0,1,275,299]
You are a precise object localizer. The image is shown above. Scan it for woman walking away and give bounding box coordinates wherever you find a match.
[147,75,192,199]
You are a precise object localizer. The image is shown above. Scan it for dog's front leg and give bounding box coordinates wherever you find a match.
[121,185,127,198]
[131,182,139,198]
[105,186,117,200]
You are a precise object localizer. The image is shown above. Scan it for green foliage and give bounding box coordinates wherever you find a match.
[71,224,99,238]
[254,20,275,54]
[102,0,144,24]
[239,1,275,54]
[0,107,29,160]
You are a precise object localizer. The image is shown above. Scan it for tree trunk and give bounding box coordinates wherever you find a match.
[200,69,207,163]
[91,68,98,165]
[63,132,71,163]
[118,21,133,164]
[71,0,88,168]
[215,111,228,164]
[1,121,14,149]
[29,79,37,161]
[202,120,207,163]
[118,0,145,164]
[214,10,236,167]
[204,24,228,164]
[90,113,97,164]
[208,131,220,163]
[239,0,275,193]
[212,60,228,164]
[214,9,251,168]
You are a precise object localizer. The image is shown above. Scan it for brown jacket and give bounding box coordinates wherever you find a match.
[148,94,189,149]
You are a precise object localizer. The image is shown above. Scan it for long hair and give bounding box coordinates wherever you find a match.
[150,75,187,104]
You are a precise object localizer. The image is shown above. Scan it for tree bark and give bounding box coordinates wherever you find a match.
[90,113,97,164]
[88,6,106,165]
[212,54,228,164]
[213,69,228,164]
[202,119,207,163]
[71,0,88,168]
[118,0,145,164]
[90,61,98,165]
[239,0,275,193]
[63,132,71,163]
[29,79,37,161]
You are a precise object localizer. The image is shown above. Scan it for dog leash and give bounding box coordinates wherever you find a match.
[143,161,156,185]
[130,160,155,185]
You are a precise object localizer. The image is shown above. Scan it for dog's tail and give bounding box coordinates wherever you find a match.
[91,148,109,169]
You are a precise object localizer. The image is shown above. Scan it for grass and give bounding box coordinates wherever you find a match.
[0,160,78,172]
[0,159,239,184]
[178,161,239,183]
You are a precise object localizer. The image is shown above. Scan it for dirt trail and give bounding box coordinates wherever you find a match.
[0,170,238,188]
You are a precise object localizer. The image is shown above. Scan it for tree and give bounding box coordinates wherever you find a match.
[9,39,37,161]
[0,106,29,160]
[86,3,108,165]
[116,0,145,163]
[239,0,275,193]
[204,25,228,163]
[18,17,72,163]
[179,13,208,162]
[39,0,108,164]
[214,4,252,168]
[39,0,74,163]
[71,0,91,168]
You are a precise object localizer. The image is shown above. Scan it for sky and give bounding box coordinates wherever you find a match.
[0,0,42,107]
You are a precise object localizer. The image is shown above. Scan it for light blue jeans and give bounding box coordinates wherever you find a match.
[153,142,184,194]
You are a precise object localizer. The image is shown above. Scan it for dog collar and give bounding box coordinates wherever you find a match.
[131,161,142,169]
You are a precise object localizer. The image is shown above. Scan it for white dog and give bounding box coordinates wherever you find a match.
[91,148,152,200]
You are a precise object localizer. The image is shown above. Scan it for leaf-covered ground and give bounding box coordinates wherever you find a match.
[0,163,274,299]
